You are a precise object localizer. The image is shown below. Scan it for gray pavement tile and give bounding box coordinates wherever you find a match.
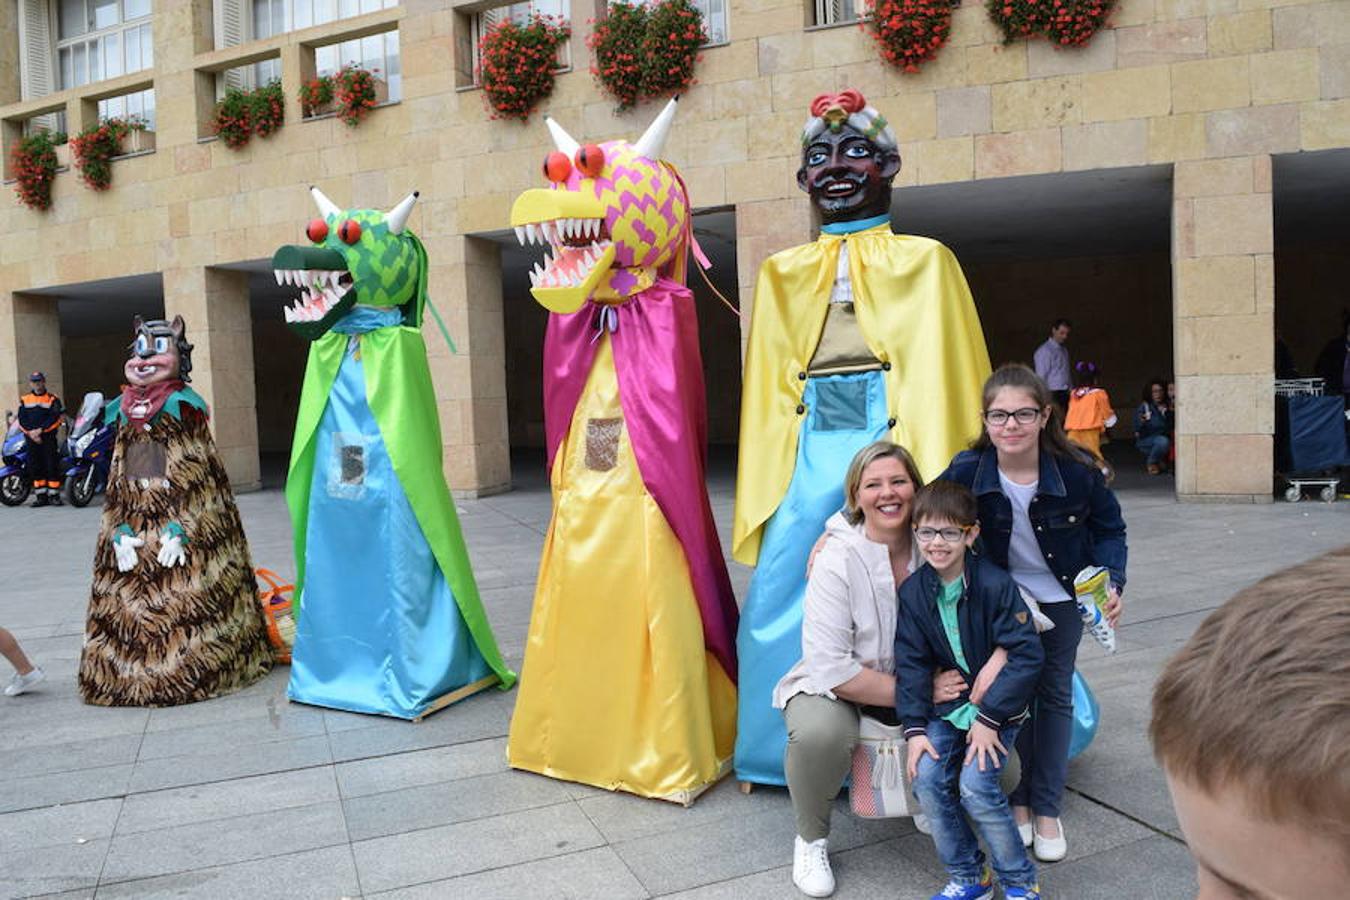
[577,776,788,844]
[134,708,327,761]
[0,798,122,855]
[1038,834,1197,898]
[92,845,361,899]
[99,800,348,884]
[367,845,648,900]
[344,769,572,841]
[0,709,148,753]
[334,737,509,798]
[141,672,309,734]
[326,687,514,763]
[0,734,142,781]
[351,801,605,894]
[611,795,910,896]
[0,766,132,815]
[126,734,333,794]
[116,767,339,835]
[0,837,108,900]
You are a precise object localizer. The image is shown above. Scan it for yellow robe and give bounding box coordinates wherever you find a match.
[507,336,737,802]
[733,224,992,565]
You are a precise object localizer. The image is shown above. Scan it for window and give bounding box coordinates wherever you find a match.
[316,30,401,103]
[690,0,727,45]
[56,0,153,89]
[812,0,858,27]
[98,87,156,132]
[214,0,398,50]
[467,0,570,88]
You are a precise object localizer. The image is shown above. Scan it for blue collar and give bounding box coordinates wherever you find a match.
[971,445,1067,498]
[332,305,403,335]
[820,214,891,236]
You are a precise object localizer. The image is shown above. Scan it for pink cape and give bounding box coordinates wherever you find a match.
[542,279,738,681]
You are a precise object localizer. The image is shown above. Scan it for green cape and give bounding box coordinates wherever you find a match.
[285,325,516,690]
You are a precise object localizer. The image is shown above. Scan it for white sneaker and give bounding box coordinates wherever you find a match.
[912,812,932,835]
[1033,818,1067,862]
[792,835,835,898]
[4,666,45,696]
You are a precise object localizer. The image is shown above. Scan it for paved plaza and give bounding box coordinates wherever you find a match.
[1,455,1346,899]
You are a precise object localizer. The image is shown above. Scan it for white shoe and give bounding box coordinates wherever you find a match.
[4,666,45,696]
[792,835,835,898]
[1017,821,1033,847]
[912,812,932,835]
[1033,818,1067,862]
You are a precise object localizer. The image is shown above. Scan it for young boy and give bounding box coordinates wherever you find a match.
[896,481,1045,900]
[1150,545,1350,899]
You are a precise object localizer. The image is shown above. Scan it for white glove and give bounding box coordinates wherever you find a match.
[157,531,186,568]
[113,533,144,572]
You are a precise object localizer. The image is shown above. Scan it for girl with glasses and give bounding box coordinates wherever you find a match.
[938,364,1127,864]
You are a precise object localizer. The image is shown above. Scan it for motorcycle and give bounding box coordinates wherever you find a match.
[0,421,31,507]
[62,392,114,508]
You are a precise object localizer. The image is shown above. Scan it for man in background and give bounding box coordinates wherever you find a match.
[1033,319,1072,410]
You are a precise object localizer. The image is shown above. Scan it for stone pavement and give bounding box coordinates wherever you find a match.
[1,455,1346,899]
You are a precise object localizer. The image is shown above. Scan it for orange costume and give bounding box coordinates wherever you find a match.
[1064,386,1116,461]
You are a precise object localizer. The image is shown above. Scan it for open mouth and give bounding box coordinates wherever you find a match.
[821,180,861,198]
[132,364,158,379]
[274,268,354,323]
[515,217,613,291]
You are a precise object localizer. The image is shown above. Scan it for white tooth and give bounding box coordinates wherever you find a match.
[274,270,283,285]
[310,270,323,289]
[284,306,294,322]
[288,270,300,286]
[543,221,556,245]
[586,219,597,237]
[562,218,572,239]
[526,223,538,244]
[514,226,525,246]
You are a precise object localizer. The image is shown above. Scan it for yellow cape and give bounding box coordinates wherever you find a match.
[732,224,992,565]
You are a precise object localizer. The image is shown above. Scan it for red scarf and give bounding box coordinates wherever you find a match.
[121,380,184,427]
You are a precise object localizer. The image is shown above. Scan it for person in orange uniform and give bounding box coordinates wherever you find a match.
[18,372,64,507]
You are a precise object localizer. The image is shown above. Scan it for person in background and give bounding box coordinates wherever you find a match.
[1150,546,1350,899]
[17,371,64,507]
[1064,361,1116,478]
[939,364,1126,864]
[2,626,45,696]
[1032,319,1072,411]
[1134,378,1171,476]
[1312,310,1349,400]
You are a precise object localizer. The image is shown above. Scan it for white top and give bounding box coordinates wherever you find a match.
[830,242,853,305]
[998,470,1072,603]
[772,512,922,708]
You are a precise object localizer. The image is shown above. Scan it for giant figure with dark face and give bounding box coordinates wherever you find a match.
[79,316,273,706]
[732,90,992,785]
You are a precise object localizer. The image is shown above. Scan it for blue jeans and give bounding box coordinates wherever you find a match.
[1008,599,1082,818]
[1136,434,1170,466]
[912,718,1037,890]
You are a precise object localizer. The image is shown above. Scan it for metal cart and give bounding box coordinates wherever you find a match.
[1274,378,1345,502]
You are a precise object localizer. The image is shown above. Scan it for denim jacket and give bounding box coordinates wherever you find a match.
[895,554,1044,736]
[939,446,1128,592]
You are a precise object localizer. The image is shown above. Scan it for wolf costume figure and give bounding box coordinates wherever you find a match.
[505,99,739,803]
[276,188,514,720]
[79,316,272,707]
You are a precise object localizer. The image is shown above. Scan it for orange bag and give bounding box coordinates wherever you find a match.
[256,568,297,664]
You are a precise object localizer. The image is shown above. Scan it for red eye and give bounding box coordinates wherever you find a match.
[575,144,604,177]
[338,219,362,244]
[306,218,329,243]
[543,151,572,183]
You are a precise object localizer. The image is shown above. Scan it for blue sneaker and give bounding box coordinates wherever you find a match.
[1004,885,1041,899]
[931,870,994,900]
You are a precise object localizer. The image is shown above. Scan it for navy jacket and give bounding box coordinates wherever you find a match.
[895,554,1045,736]
[940,446,1127,593]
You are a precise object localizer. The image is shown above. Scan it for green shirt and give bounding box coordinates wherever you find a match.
[937,576,979,730]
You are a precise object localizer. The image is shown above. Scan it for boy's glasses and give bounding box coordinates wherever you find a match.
[914,526,972,544]
[983,407,1041,427]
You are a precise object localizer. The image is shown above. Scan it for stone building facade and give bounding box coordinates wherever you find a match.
[1,0,1347,499]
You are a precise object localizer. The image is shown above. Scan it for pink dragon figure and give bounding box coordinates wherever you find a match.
[505,99,739,804]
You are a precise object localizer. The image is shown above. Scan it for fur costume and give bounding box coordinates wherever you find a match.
[79,316,271,707]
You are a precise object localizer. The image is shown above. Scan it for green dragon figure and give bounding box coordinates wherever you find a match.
[274,186,514,720]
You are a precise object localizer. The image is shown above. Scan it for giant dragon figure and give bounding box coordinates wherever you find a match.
[273,188,514,720]
[505,99,739,803]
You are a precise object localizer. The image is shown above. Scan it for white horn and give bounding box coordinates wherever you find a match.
[310,185,341,220]
[545,115,581,158]
[632,96,679,160]
[385,190,420,234]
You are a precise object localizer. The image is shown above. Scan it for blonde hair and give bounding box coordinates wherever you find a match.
[1150,545,1350,856]
[842,441,923,526]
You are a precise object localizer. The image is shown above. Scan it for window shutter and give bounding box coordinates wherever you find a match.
[213,0,250,91]
[17,0,54,100]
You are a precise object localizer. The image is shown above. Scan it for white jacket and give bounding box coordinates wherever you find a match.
[772,512,921,709]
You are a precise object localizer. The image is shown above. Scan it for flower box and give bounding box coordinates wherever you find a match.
[121,128,155,154]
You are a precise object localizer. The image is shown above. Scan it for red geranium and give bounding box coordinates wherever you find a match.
[862,0,961,74]
[986,0,1114,47]
[10,130,64,211]
[477,14,571,121]
[589,0,705,110]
